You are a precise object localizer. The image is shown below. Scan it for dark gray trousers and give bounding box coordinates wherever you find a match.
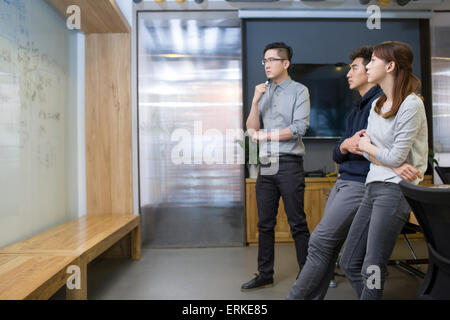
[286,179,366,300]
[339,182,411,300]
[256,159,310,279]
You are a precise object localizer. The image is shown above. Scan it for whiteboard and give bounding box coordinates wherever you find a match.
[0,0,78,247]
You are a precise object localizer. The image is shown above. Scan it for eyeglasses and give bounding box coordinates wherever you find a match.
[261,58,285,66]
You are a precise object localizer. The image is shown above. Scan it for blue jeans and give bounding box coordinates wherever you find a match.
[339,182,411,300]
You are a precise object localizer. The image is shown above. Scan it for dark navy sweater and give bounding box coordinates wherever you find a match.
[333,85,383,183]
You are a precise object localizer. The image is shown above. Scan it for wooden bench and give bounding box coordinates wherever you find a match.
[0,214,141,300]
[0,254,78,300]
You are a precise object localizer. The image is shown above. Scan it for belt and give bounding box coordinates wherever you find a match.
[260,155,302,165]
[279,155,303,163]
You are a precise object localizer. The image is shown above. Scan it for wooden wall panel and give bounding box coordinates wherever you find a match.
[85,34,132,214]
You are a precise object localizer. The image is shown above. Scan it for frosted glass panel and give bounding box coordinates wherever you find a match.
[0,0,78,247]
[138,11,244,247]
[431,12,450,153]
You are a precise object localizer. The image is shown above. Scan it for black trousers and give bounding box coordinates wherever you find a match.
[255,157,310,279]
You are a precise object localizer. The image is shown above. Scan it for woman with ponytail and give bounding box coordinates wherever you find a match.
[339,41,428,300]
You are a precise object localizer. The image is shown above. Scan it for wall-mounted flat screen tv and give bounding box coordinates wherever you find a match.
[289,64,361,139]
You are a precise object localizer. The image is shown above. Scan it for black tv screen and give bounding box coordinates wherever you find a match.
[289,64,360,139]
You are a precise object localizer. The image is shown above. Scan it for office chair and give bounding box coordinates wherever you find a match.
[389,221,427,278]
[399,181,450,299]
[435,166,450,185]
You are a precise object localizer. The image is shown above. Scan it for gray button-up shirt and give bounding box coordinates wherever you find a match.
[258,77,310,159]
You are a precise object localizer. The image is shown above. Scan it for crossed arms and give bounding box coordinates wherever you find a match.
[340,129,421,182]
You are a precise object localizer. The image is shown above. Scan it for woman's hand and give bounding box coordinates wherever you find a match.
[341,129,366,155]
[358,133,372,152]
[393,163,422,182]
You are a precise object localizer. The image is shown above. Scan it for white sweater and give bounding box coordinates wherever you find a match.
[364,93,428,185]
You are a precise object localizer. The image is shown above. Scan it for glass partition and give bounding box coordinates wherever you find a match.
[137,11,244,247]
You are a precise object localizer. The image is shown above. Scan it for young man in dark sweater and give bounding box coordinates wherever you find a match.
[286,46,382,300]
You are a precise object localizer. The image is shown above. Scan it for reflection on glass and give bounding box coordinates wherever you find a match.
[138,12,244,247]
[432,14,450,153]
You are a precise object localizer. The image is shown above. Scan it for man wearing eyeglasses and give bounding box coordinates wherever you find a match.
[241,42,311,291]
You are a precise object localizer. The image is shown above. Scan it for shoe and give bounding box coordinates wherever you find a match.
[329,279,337,288]
[241,273,274,292]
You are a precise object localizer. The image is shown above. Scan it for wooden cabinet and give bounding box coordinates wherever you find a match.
[245,175,433,244]
[245,177,336,244]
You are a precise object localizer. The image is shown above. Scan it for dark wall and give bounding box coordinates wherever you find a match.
[243,19,424,173]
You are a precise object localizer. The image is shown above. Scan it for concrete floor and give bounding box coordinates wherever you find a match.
[52,238,428,300]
